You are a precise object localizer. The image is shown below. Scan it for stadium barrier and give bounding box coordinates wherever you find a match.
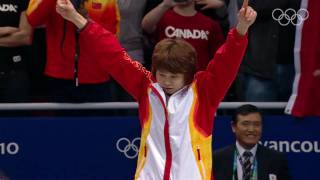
[0,102,318,180]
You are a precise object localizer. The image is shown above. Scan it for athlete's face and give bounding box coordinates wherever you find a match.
[232,113,262,149]
[156,70,186,95]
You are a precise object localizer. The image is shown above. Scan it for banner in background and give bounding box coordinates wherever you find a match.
[0,116,319,180]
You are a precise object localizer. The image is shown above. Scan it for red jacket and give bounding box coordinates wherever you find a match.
[26,0,120,83]
[79,22,248,179]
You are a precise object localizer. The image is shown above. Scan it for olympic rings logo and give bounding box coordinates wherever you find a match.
[116,137,140,159]
[272,8,309,26]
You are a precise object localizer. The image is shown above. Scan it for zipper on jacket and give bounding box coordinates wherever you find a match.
[196,145,207,180]
[150,86,173,180]
[74,31,80,87]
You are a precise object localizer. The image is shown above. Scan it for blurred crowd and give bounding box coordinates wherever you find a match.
[0,0,319,116]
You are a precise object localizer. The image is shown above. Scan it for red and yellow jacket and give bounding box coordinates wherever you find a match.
[26,0,120,83]
[80,22,248,180]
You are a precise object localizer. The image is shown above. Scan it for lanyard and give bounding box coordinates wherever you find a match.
[232,149,257,180]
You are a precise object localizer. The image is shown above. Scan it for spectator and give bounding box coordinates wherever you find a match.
[56,0,256,178]
[213,104,291,180]
[109,0,147,112]
[232,0,298,102]
[144,0,228,36]
[285,0,320,117]
[27,27,47,101]
[0,0,32,102]
[118,0,146,63]
[25,0,120,102]
[142,0,225,71]
[195,0,230,37]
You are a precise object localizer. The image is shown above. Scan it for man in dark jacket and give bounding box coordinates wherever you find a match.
[213,104,291,180]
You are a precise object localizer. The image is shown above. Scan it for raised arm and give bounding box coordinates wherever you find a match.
[141,0,186,34]
[141,0,171,34]
[196,4,256,107]
[0,12,32,47]
[56,0,152,101]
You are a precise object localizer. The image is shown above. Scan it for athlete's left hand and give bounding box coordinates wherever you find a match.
[236,0,257,36]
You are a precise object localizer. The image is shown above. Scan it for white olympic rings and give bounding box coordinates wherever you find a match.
[272,8,309,26]
[116,137,140,159]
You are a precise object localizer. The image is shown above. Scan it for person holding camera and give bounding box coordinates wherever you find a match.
[142,0,225,71]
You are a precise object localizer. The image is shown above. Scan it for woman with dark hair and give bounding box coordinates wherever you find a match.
[56,0,256,179]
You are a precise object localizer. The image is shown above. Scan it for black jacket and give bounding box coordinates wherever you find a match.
[240,0,300,79]
[213,144,291,180]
